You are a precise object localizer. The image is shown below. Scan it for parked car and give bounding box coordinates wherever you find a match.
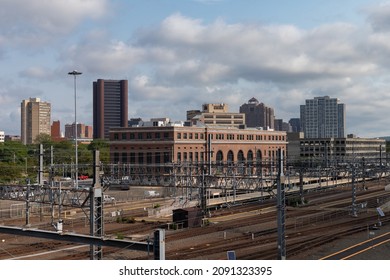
[103,194,116,204]
[78,175,89,180]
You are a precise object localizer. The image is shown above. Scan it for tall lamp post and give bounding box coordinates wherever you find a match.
[68,70,82,189]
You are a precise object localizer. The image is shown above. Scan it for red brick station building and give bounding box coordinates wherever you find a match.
[109,124,287,167]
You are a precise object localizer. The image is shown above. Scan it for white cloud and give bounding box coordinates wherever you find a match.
[0,0,108,47]
[5,3,390,137]
[56,10,390,137]
[365,2,390,32]
[19,66,54,79]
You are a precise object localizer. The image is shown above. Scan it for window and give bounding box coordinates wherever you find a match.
[138,133,143,140]
[147,152,152,164]
[122,133,127,140]
[122,152,127,163]
[130,153,136,164]
[164,152,170,163]
[114,152,119,162]
[138,153,144,164]
[177,133,182,139]
[155,152,161,164]
[155,132,161,139]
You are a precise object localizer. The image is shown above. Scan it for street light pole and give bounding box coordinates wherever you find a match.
[68,70,82,189]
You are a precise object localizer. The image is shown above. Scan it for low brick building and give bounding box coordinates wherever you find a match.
[109,124,287,166]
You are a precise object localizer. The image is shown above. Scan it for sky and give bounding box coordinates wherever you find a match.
[1,0,390,138]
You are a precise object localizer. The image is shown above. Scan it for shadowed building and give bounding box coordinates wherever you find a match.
[239,97,275,130]
[93,79,128,139]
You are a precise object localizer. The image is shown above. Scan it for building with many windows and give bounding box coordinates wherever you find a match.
[239,97,275,130]
[93,79,128,139]
[300,96,345,139]
[187,103,245,128]
[288,118,302,133]
[109,123,287,168]
[65,123,93,140]
[287,133,385,163]
[21,98,51,144]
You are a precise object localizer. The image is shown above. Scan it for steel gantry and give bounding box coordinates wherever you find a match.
[1,148,390,260]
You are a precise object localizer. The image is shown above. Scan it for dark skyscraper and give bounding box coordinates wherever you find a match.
[288,118,302,133]
[239,97,275,129]
[93,79,128,139]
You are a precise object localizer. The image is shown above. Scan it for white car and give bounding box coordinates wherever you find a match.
[103,195,116,204]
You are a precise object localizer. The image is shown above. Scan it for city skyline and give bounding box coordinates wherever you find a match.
[1,0,390,137]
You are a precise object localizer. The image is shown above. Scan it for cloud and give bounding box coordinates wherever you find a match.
[56,10,390,138]
[19,66,55,79]
[66,13,377,87]
[365,2,390,32]
[5,4,390,137]
[0,0,108,47]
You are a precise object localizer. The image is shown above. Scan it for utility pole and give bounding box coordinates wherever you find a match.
[90,150,103,260]
[277,148,286,260]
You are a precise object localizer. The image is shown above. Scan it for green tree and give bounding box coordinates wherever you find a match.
[0,162,23,183]
[34,133,53,145]
[88,139,110,163]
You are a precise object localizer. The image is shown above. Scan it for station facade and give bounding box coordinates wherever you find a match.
[109,125,287,166]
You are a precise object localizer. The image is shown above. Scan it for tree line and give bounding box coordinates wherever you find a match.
[0,133,110,184]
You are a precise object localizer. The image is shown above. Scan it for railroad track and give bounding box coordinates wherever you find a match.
[0,180,388,260]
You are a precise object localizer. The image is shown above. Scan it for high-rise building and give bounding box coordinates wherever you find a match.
[21,98,51,144]
[300,96,345,139]
[85,125,93,138]
[51,120,62,142]
[93,79,128,139]
[288,118,302,133]
[239,97,275,129]
[65,123,86,139]
[274,119,292,132]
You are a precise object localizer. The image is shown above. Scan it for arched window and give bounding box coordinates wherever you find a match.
[247,150,254,175]
[237,150,245,163]
[256,150,263,176]
[237,150,245,174]
[216,150,223,163]
[227,150,234,165]
[216,150,223,172]
[247,150,253,165]
[256,150,262,162]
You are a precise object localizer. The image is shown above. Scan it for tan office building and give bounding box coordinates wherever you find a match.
[188,103,246,128]
[21,98,51,144]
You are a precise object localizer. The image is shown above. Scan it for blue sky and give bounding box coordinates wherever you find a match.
[1,0,389,137]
